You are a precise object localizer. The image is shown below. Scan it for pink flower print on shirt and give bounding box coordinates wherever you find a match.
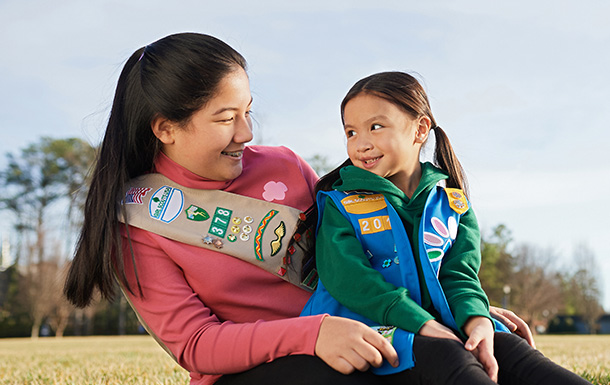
[262,181,288,202]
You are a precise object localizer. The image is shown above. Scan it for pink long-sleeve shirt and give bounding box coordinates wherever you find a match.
[121,146,325,385]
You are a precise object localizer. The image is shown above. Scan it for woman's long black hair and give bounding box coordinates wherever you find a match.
[64,33,247,308]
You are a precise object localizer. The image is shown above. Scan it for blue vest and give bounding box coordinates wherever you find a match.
[301,186,508,374]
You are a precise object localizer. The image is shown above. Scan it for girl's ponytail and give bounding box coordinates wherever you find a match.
[432,126,469,197]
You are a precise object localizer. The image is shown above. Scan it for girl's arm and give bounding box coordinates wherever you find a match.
[437,208,493,335]
[316,198,434,334]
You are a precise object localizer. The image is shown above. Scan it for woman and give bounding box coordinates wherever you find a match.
[64,33,533,385]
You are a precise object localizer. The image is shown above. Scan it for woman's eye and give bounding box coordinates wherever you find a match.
[371,123,382,130]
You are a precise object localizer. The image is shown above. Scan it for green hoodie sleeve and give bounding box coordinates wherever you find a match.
[438,207,492,335]
[316,197,434,333]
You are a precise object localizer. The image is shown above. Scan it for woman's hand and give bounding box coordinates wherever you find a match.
[489,306,536,348]
[464,316,498,383]
[315,316,399,374]
[418,319,463,343]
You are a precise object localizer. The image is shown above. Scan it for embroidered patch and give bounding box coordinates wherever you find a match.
[358,215,391,234]
[301,269,319,291]
[262,181,288,202]
[185,205,209,221]
[270,221,286,256]
[149,186,184,223]
[254,210,279,261]
[209,207,233,238]
[444,188,468,214]
[341,193,387,214]
[125,187,152,205]
[371,326,397,344]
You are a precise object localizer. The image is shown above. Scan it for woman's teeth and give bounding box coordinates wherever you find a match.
[222,151,241,157]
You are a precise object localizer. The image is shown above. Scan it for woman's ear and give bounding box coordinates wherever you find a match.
[151,116,176,145]
[415,115,432,144]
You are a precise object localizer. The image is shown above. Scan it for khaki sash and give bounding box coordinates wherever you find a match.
[118,173,317,292]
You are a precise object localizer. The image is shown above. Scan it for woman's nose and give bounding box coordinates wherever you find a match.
[234,116,253,144]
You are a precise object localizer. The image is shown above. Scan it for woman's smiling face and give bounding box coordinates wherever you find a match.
[157,67,253,181]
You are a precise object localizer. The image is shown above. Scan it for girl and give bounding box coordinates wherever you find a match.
[301,71,591,384]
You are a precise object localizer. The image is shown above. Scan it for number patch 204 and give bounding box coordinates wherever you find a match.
[358,215,391,234]
[209,207,233,238]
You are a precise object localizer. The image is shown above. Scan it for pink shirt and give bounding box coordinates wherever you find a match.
[121,146,325,385]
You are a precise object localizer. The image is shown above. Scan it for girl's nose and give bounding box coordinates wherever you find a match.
[356,136,373,152]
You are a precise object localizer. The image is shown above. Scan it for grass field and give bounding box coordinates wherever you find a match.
[0,335,608,384]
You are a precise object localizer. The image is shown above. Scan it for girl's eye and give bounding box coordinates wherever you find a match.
[371,123,382,130]
[346,130,356,138]
[245,109,253,117]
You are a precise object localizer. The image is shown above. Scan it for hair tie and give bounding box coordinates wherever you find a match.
[138,46,148,62]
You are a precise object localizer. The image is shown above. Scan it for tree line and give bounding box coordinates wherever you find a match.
[0,139,605,338]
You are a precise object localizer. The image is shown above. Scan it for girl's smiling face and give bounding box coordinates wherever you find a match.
[343,92,430,195]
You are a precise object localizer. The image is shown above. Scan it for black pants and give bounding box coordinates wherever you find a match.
[216,333,591,385]
[384,333,591,385]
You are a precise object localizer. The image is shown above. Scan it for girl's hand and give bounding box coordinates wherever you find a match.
[464,316,498,383]
[489,306,536,348]
[418,319,462,343]
[315,316,399,374]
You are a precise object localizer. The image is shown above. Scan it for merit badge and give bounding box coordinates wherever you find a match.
[270,221,286,256]
[232,217,242,225]
[254,210,279,261]
[371,326,397,344]
[244,216,253,223]
[202,235,214,245]
[242,225,252,234]
[227,234,237,242]
[231,225,240,233]
[209,207,233,238]
[149,186,184,223]
[240,233,250,241]
[212,238,223,249]
[445,188,468,214]
[382,259,392,268]
[185,205,209,221]
[124,187,152,205]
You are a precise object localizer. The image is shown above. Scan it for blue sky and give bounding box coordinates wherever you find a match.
[1,0,609,310]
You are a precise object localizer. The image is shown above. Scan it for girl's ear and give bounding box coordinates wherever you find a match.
[151,116,176,145]
[415,115,432,144]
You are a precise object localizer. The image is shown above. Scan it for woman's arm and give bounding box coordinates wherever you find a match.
[122,227,325,375]
[489,306,536,348]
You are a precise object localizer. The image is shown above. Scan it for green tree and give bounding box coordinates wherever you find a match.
[561,244,604,333]
[0,137,96,338]
[479,224,514,306]
[306,154,338,177]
